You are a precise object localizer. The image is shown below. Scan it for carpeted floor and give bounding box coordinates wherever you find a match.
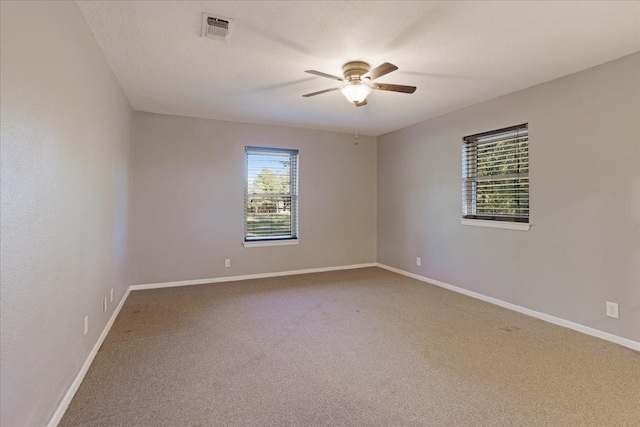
[60,267,639,426]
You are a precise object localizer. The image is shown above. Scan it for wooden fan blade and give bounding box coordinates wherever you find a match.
[355,99,368,107]
[305,70,344,81]
[363,62,398,80]
[302,87,340,97]
[370,83,416,94]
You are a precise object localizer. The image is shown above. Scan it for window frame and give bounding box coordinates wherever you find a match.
[243,146,299,246]
[461,123,530,230]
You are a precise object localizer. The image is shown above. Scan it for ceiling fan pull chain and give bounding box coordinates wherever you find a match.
[354,107,359,141]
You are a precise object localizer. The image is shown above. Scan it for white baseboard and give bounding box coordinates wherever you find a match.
[376,263,639,352]
[47,287,132,427]
[130,263,378,290]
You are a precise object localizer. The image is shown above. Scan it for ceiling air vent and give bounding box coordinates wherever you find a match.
[201,14,233,42]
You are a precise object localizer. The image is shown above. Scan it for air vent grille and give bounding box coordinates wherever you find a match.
[201,14,233,42]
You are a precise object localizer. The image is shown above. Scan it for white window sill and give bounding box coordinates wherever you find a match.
[460,218,531,231]
[243,239,300,248]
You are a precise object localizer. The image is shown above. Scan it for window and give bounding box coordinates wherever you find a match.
[245,146,298,243]
[462,124,529,224]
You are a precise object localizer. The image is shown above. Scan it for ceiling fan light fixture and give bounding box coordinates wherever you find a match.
[303,61,416,105]
[341,83,371,103]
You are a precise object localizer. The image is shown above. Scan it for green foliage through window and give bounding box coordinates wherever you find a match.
[462,124,529,222]
[245,147,298,240]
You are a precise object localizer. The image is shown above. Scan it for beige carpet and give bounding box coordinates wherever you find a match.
[60,267,639,426]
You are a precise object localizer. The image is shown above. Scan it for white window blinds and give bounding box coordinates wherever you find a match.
[245,147,298,241]
[462,124,529,222]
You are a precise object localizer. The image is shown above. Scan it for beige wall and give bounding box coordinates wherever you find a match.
[132,112,377,285]
[0,2,133,426]
[377,53,640,342]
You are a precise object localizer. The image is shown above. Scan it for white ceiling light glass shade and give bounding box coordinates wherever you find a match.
[341,82,372,103]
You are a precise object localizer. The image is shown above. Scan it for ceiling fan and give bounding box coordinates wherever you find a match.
[302,61,416,107]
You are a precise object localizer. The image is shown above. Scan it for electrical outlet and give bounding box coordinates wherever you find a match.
[606,301,619,319]
[225,259,231,268]
[416,257,421,266]
[110,288,114,303]
[84,316,88,335]
[103,297,107,313]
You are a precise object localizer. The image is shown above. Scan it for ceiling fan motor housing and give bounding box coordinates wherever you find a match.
[342,61,370,82]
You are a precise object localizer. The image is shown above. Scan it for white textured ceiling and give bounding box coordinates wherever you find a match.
[77,1,640,136]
